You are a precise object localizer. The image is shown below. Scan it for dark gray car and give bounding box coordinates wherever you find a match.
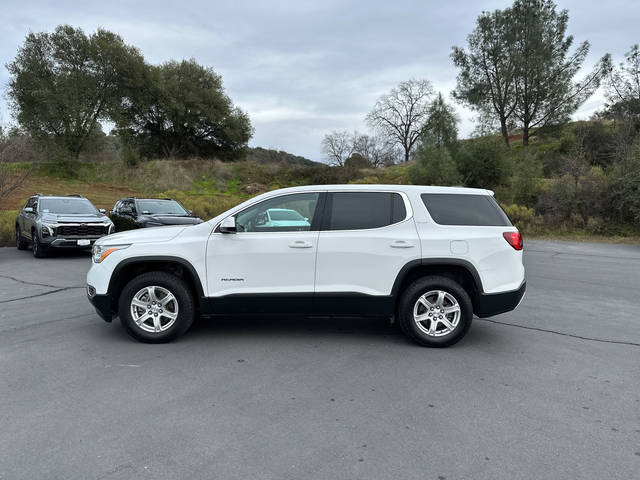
[15,194,114,258]
[109,198,203,231]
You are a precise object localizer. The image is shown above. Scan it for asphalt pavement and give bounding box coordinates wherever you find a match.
[0,240,639,479]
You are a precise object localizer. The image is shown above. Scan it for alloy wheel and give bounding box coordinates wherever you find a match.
[413,290,461,337]
[130,286,179,333]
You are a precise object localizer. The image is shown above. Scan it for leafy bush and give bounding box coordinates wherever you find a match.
[505,149,543,207]
[605,139,640,224]
[409,147,461,186]
[0,210,18,247]
[454,136,509,189]
[502,204,542,235]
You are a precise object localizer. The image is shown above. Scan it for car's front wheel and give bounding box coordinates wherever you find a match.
[118,271,195,343]
[31,232,46,258]
[397,276,473,347]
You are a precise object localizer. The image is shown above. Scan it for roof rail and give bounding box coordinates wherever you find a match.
[66,194,83,197]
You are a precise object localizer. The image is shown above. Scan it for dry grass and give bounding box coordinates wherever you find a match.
[0,176,137,211]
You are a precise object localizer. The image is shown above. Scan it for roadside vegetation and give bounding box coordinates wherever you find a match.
[1,0,639,246]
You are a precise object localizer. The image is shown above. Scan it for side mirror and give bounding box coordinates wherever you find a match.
[219,216,236,234]
[187,209,194,216]
[23,207,33,213]
[99,208,106,214]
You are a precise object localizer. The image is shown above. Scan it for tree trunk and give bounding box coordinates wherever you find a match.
[404,148,410,163]
[522,122,530,147]
[500,119,510,147]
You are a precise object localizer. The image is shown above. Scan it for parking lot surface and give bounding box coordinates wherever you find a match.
[1,240,639,479]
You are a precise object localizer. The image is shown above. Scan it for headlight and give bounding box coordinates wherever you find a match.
[107,223,115,234]
[41,224,54,237]
[92,244,130,263]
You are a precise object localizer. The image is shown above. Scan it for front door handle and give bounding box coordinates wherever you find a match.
[390,240,414,248]
[289,240,313,249]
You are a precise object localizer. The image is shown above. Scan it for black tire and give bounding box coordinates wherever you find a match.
[16,227,28,250]
[118,271,195,343]
[31,231,47,258]
[397,276,473,347]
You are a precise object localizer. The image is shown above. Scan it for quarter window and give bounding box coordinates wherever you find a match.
[235,193,320,232]
[323,192,407,231]
[421,193,512,226]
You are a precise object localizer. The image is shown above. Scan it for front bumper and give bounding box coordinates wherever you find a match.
[42,236,103,248]
[87,286,113,322]
[475,281,526,318]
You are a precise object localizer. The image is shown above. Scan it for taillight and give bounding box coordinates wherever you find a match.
[503,231,523,250]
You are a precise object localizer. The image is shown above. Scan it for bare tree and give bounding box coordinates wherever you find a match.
[352,133,397,167]
[321,130,354,166]
[0,128,38,202]
[366,79,434,162]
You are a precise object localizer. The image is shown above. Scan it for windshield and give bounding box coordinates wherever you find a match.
[137,200,188,215]
[268,209,305,221]
[39,198,98,215]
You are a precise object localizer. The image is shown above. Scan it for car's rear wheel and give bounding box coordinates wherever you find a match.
[118,271,195,343]
[16,227,28,250]
[31,232,46,258]
[397,276,473,347]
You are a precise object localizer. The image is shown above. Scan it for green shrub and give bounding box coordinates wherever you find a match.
[454,136,509,189]
[409,147,461,186]
[502,204,543,235]
[0,210,18,247]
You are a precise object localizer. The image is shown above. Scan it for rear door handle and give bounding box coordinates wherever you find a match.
[289,240,313,249]
[390,240,414,248]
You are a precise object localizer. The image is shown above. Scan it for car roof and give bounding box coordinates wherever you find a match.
[35,195,88,200]
[134,198,176,201]
[261,184,493,195]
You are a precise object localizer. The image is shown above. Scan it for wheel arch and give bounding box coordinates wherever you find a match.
[392,259,483,313]
[108,256,206,314]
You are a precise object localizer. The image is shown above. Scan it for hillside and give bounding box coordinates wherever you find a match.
[2,119,640,247]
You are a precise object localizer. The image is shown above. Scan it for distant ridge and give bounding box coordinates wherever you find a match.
[245,147,319,166]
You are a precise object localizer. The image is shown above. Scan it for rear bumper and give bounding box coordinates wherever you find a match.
[87,287,113,322]
[475,281,526,318]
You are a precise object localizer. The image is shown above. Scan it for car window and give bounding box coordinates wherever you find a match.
[421,193,512,226]
[120,200,134,215]
[26,197,37,211]
[137,199,187,215]
[323,192,407,231]
[236,193,319,232]
[39,198,98,215]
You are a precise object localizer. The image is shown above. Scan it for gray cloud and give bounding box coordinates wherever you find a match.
[1,0,638,161]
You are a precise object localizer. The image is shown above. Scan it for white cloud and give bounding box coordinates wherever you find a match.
[1,0,639,160]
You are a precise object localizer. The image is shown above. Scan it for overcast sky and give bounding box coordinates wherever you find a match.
[1,0,638,161]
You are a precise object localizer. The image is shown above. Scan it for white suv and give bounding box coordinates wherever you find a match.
[87,185,525,347]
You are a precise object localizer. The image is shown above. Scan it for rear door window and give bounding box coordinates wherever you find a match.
[421,193,512,226]
[323,192,407,230]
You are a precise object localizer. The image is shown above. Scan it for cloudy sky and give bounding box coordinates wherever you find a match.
[1,0,638,161]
